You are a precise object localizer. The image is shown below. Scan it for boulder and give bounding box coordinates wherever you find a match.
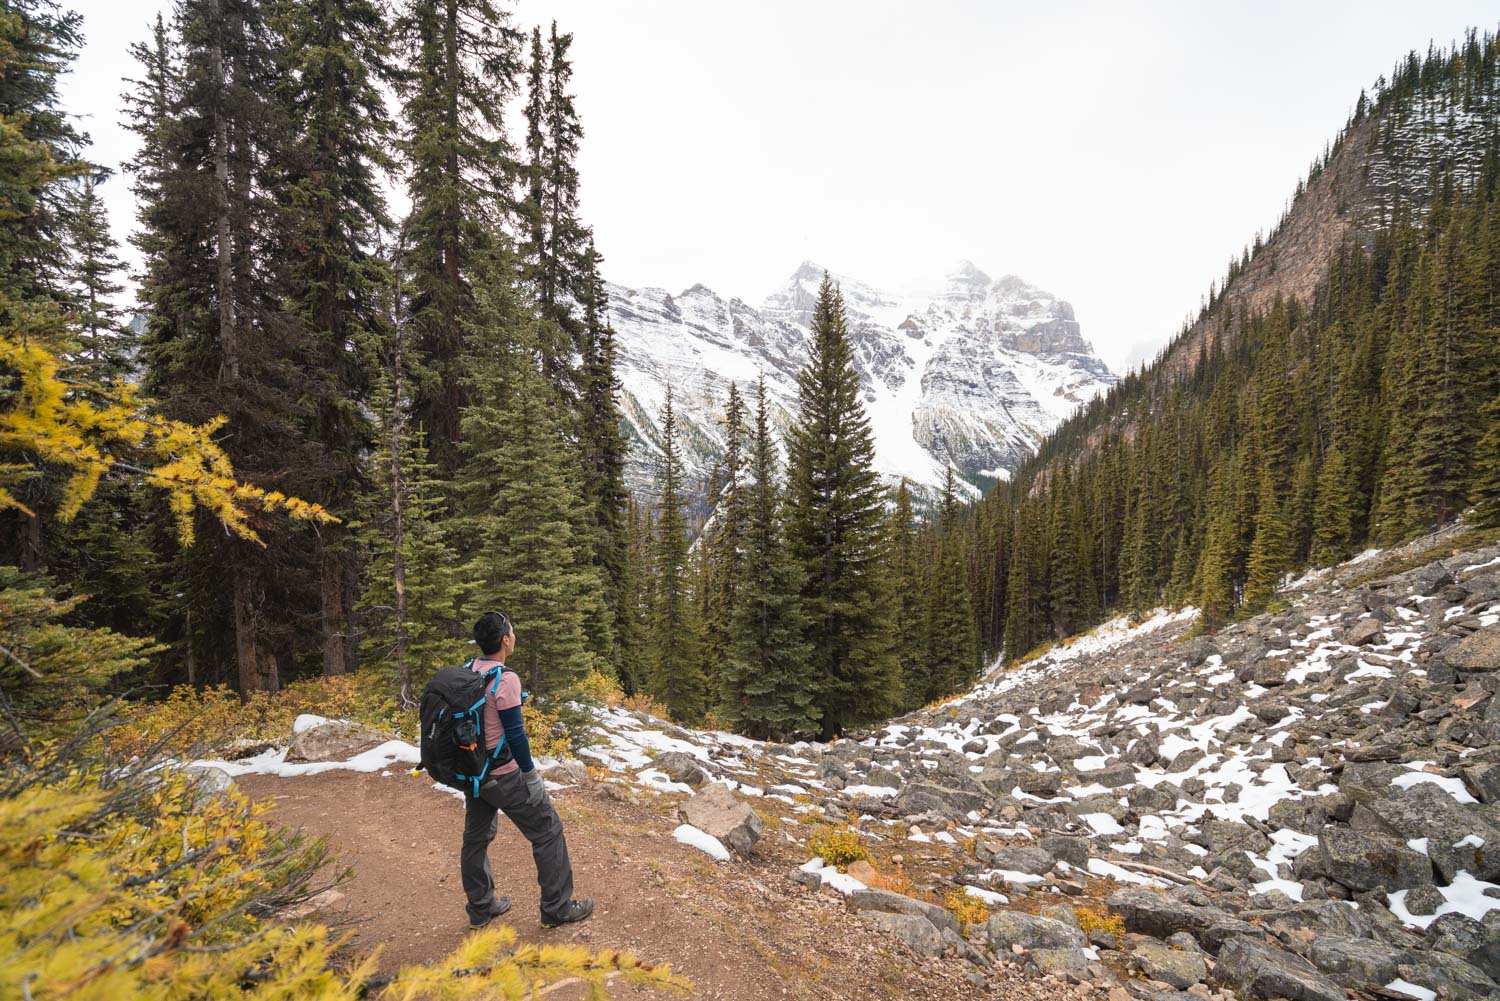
[179,764,236,804]
[1215,936,1346,1001]
[893,781,987,819]
[848,888,959,936]
[1338,761,1404,802]
[1347,618,1384,646]
[1130,940,1207,988]
[1351,782,1500,882]
[1450,625,1500,672]
[1425,912,1500,981]
[655,750,709,787]
[866,765,903,789]
[862,911,945,958]
[1023,947,1090,977]
[1204,818,1272,855]
[986,910,1086,952]
[1397,952,1500,1000]
[1040,835,1090,870]
[1106,887,1257,953]
[285,720,390,763]
[677,783,762,856]
[537,758,589,785]
[1244,901,1375,941]
[1317,828,1433,892]
[982,845,1055,875]
[1306,935,1411,986]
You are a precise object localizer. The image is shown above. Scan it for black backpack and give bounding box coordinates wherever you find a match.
[418,660,514,798]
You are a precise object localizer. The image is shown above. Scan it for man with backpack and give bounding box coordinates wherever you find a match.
[422,611,593,930]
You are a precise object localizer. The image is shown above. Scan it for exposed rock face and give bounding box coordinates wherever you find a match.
[609,261,1114,504]
[677,782,762,856]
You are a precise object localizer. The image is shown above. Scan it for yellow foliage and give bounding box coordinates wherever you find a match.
[522,698,573,759]
[943,889,990,930]
[0,335,336,545]
[1075,906,1125,937]
[807,824,868,870]
[1,766,689,999]
[620,691,668,719]
[867,865,913,895]
[571,669,625,707]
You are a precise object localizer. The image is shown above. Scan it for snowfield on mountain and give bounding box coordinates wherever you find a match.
[609,260,1115,501]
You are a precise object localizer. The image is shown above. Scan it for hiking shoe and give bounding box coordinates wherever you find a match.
[540,899,594,928]
[468,896,512,929]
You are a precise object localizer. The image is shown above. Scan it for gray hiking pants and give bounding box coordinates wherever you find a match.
[462,767,575,923]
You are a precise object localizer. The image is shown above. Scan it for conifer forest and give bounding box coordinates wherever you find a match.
[8,1,1500,996]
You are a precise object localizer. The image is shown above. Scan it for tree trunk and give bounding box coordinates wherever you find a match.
[390,257,414,709]
[233,567,260,696]
[319,529,348,676]
[211,0,238,383]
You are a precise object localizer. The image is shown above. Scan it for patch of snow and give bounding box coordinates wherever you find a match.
[673,824,730,861]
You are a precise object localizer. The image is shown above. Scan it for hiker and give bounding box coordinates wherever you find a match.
[461,610,593,930]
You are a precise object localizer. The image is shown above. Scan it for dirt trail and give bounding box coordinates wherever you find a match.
[239,771,1012,1001]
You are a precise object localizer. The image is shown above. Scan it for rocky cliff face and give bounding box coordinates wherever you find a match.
[610,261,1115,503]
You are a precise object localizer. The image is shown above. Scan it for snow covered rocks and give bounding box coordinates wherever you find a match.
[677,782,762,857]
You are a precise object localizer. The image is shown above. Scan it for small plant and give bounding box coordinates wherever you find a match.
[869,863,913,895]
[621,691,669,719]
[808,824,868,870]
[571,669,624,706]
[1075,906,1125,937]
[944,889,990,930]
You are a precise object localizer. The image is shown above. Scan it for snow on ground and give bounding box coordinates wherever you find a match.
[673,824,730,861]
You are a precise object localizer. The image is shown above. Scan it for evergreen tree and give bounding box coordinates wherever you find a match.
[785,275,899,737]
[702,381,748,696]
[457,259,603,695]
[274,0,395,676]
[886,479,926,707]
[1243,470,1292,613]
[720,377,816,737]
[394,0,521,473]
[925,469,979,697]
[64,175,131,380]
[646,389,707,720]
[1311,442,1359,561]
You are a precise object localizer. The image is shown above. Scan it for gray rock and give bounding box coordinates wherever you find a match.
[1131,940,1207,988]
[1016,770,1062,796]
[986,909,1086,952]
[1023,947,1090,977]
[1040,835,1090,870]
[787,868,821,891]
[1318,828,1433,892]
[1093,763,1138,788]
[1106,887,1257,953]
[893,781,987,819]
[1404,884,1444,916]
[1214,936,1346,1001]
[1245,900,1375,941]
[1307,935,1411,986]
[1351,782,1500,882]
[863,911,946,958]
[848,887,959,936]
[1397,951,1500,1000]
[1450,624,1500,672]
[179,764,236,804]
[1338,761,1405,802]
[1347,618,1385,646]
[677,783,762,856]
[866,765,903,789]
[1425,912,1500,981]
[983,845,1055,875]
[285,720,390,763]
[1205,818,1272,855]
[537,758,589,785]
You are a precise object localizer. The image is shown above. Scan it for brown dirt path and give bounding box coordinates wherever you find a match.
[239,771,1040,1001]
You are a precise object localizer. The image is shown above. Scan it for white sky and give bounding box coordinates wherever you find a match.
[61,0,1498,372]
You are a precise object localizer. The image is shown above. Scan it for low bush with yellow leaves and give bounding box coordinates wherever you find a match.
[943,889,990,930]
[808,824,868,870]
[1075,906,1125,938]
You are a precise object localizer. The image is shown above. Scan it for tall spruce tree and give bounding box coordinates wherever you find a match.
[394,0,521,474]
[702,381,748,697]
[887,479,926,707]
[274,0,395,676]
[646,388,707,720]
[457,257,603,694]
[785,275,899,737]
[64,175,131,380]
[720,376,816,737]
[924,468,979,698]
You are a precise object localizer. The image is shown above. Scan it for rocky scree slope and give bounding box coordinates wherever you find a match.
[570,527,1500,1000]
[608,260,1114,503]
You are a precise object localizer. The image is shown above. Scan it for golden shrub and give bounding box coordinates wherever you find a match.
[1075,906,1125,937]
[943,889,990,930]
[808,824,868,870]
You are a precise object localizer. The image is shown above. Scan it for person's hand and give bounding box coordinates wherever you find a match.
[523,768,550,809]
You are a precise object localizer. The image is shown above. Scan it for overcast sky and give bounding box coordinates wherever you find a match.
[61,0,1498,372]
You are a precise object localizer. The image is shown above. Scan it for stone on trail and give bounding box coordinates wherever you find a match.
[1022,947,1090,977]
[1214,936,1346,1001]
[677,782,762,856]
[285,720,390,763]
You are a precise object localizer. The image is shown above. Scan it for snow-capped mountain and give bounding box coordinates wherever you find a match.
[610,260,1114,503]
